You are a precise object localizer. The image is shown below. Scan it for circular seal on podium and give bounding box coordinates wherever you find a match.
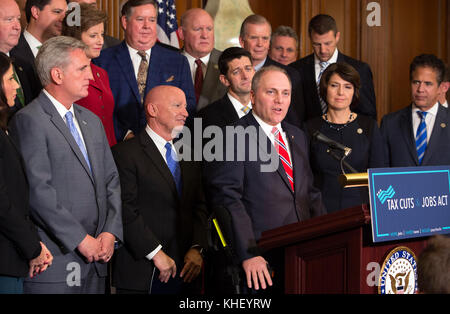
[378,246,418,294]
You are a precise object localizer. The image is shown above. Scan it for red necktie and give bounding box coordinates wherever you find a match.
[272,127,294,191]
[194,59,204,103]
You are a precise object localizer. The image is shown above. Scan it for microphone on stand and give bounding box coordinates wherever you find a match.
[312,131,352,157]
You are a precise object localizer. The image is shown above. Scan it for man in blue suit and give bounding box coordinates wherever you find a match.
[381,54,450,167]
[93,0,195,142]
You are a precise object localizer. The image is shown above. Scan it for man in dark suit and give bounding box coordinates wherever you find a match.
[290,14,376,121]
[197,47,254,130]
[111,85,208,294]
[179,8,227,111]
[93,0,195,142]
[0,0,42,111]
[203,66,325,293]
[10,0,67,78]
[9,36,123,294]
[380,54,450,167]
[239,14,304,126]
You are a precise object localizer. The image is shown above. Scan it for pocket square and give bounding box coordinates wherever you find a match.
[166,75,175,82]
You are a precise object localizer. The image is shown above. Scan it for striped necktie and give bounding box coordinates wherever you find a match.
[317,61,329,114]
[272,127,294,191]
[416,111,428,165]
[241,104,251,115]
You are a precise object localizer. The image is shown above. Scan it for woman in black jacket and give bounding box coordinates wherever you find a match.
[0,52,52,294]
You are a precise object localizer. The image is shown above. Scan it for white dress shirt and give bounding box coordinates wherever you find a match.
[23,30,42,58]
[182,51,210,83]
[43,89,87,150]
[227,93,252,119]
[412,102,439,144]
[314,48,339,82]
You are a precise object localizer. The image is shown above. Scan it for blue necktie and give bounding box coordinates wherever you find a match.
[65,111,91,171]
[415,111,428,165]
[165,142,182,195]
[317,61,329,114]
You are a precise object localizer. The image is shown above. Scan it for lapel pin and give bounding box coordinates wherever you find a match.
[18,66,23,71]
[82,120,87,125]
[357,128,363,134]
[441,123,446,128]
[166,75,175,82]
[96,72,100,78]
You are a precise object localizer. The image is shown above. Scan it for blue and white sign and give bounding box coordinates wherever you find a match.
[369,166,450,243]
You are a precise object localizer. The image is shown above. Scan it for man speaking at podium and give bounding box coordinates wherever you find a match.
[203,66,325,293]
[381,54,450,167]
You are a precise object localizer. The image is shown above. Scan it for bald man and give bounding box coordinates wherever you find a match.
[179,8,226,111]
[111,86,208,294]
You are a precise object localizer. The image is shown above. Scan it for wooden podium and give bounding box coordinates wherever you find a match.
[258,205,429,294]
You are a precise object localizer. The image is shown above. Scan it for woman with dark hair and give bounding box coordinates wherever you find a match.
[306,62,386,213]
[0,52,52,293]
[62,3,117,146]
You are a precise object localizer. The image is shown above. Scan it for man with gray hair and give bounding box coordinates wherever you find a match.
[9,36,123,294]
[239,14,305,125]
[203,66,324,293]
[269,25,299,66]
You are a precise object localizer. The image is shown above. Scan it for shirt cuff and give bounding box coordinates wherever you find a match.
[145,245,162,261]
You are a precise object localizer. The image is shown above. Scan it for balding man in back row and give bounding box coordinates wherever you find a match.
[179,8,227,111]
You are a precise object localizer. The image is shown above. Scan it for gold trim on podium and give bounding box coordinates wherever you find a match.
[339,172,369,188]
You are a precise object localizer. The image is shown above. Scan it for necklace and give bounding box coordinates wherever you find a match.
[324,112,354,131]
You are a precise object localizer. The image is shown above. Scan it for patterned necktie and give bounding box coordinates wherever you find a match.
[12,66,25,107]
[241,104,251,115]
[137,50,148,103]
[416,111,428,164]
[317,61,329,114]
[272,127,294,191]
[165,142,182,195]
[65,111,91,171]
[194,59,204,103]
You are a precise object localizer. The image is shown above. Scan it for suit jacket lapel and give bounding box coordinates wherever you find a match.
[221,95,240,125]
[146,45,163,97]
[73,106,96,181]
[198,49,221,111]
[38,93,94,181]
[401,105,419,165]
[304,55,322,118]
[115,42,141,105]
[139,131,179,198]
[422,105,447,165]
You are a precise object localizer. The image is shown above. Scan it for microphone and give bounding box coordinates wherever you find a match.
[312,131,352,157]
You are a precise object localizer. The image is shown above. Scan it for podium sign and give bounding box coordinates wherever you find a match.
[368,166,450,243]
